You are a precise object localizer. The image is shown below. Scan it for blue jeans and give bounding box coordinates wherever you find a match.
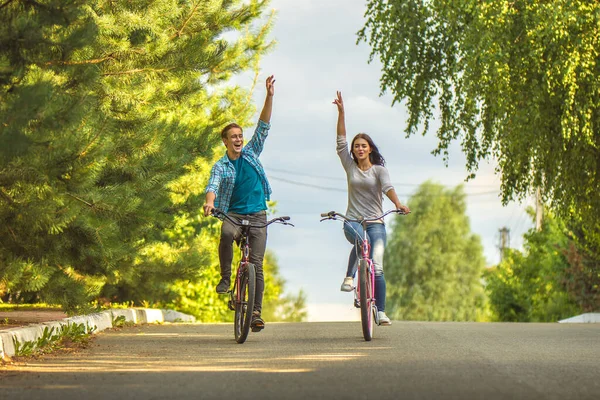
[343,222,388,312]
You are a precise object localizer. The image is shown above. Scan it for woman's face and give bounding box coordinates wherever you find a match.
[352,138,372,162]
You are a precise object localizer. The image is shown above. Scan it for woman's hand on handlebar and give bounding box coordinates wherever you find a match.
[396,204,410,214]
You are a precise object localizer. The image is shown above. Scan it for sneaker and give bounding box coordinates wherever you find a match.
[340,277,354,292]
[216,278,230,294]
[251,311,265,332]
[378,311,392,326]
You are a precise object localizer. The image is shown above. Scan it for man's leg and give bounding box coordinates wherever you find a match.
[247,211,267,316]
[217,217,241,293]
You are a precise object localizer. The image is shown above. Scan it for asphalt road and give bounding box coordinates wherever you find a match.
[1,321,599,399]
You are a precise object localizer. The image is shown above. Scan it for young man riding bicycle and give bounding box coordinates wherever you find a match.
[203,75,276,332]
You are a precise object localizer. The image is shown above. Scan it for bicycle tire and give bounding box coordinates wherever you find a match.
[358,259,374,341]
[234,263,256,344]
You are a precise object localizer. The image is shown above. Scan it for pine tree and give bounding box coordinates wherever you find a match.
[0,0,274,313]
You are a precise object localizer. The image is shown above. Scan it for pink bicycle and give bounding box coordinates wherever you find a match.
[320,209,408,341]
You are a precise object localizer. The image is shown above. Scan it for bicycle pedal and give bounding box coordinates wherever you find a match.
[354,299,361,308]
[227,300,235,311]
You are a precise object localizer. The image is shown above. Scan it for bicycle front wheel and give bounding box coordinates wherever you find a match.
[234,263,256,344]
[358,259,374,341]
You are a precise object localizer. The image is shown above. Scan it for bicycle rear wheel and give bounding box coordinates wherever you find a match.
[234,263,256,344]
[358,259,374,341]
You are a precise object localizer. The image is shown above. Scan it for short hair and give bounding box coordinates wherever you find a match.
[220,123,243,140]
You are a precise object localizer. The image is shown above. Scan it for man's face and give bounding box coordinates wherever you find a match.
[223,127,244,156]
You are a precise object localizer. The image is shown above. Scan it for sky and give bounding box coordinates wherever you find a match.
[232,0,534,321]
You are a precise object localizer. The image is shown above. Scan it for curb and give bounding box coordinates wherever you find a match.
[558,313,600,323]
[0,308,195,360]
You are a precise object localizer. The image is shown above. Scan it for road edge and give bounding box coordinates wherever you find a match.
[0,308,195,360]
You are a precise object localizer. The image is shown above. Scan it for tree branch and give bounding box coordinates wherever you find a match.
[170,0,202,40]
[0,0,16,11]
[0,187,14,205]
[44,55,115,66]
[101,67,173,76]
[77,118,108,159]
[66,192,93,207]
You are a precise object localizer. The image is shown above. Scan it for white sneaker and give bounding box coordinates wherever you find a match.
[340,277,353,292]
[378,311,392,326]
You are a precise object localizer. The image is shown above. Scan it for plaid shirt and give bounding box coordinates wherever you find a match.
[205,120,272,214]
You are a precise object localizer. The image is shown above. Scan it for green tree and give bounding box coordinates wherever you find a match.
[0,0,274,312]
[358,0,600,256]
[485,209,597,321]
[261,252,307,323]
[384,182,489,321]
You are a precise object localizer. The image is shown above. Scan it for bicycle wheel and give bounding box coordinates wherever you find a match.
[358,259,374,341]
[234,263,256,344]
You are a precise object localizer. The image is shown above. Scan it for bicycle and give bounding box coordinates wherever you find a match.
[211,208,293,343]
[320,209,408,341]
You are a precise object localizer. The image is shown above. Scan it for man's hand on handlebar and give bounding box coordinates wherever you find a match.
[203,203,214,217]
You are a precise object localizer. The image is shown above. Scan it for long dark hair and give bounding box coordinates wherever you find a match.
[350,133,385,166]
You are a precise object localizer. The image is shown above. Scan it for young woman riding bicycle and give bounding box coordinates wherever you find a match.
[332,91,410,326]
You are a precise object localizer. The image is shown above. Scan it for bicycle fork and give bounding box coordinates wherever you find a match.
[354,259,379,322]
[228,262,245,311]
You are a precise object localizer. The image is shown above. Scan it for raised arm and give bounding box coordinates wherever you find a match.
[334,90,353,170]
[259,75,275,123]
[247,76,275,156]
[333,90,346,138]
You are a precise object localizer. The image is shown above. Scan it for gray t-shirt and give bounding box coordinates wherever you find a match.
[337,135,394,221]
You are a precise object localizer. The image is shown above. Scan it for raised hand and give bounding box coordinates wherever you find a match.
[266,75,275,97]
[332,90,344,114]
[333,90,346,137]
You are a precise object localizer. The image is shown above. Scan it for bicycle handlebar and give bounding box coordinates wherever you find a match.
[320,209,409,223]
[211,208,294,228]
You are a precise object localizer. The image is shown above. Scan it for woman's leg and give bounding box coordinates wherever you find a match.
[366,223,387,312]
[343,221,363,278]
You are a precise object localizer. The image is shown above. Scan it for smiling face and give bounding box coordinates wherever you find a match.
[223,127,244,158]
[352,138,372,163]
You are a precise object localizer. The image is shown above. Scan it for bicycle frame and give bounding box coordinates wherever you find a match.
[211,209,293,343]
[232,221,252,312]
[349,220,375,314]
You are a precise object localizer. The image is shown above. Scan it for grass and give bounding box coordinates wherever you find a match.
[0,303,62,311]
[8,322,96,360]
